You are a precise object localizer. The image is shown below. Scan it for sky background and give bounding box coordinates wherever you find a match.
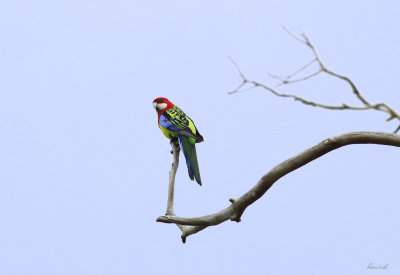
[1,0,399,274]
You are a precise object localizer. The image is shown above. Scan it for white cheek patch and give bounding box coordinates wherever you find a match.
[157,103,168,110]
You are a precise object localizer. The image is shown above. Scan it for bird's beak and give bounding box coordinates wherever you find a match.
[152,102,158,109]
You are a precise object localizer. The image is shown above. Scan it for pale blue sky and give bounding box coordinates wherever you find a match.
[0,1,399,274]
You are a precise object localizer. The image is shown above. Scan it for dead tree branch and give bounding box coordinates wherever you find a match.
[157,132,400,241]
[229,30,400,133]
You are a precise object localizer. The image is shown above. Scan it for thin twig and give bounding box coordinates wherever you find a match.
[282,26,305,44]
[268,58,317,82]
[275,70,322,87]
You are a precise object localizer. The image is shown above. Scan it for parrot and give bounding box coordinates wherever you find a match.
[153,97,203,186]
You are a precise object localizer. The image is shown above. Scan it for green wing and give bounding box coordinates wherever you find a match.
[160,106,203,143]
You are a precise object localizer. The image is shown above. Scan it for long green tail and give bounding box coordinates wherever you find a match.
[178,135,202,185]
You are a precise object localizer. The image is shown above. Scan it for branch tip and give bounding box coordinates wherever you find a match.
[386,115,395,122]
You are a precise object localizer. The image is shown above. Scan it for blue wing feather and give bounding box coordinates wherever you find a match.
[159,113,181,132]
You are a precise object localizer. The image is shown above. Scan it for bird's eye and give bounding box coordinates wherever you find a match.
[159,98,164,102]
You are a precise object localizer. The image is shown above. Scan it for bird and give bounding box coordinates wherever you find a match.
[153,97,203,185]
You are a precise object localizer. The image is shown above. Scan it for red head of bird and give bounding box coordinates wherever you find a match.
[152,97,175,115]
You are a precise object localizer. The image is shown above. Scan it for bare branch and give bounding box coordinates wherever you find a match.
[166,140,179,215]
[164,139,187,238]
[158,132,400,238]
[231,76,381,111]
[230,30,400,133]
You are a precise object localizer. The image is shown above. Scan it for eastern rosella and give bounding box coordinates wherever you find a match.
[153,97,203,185]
